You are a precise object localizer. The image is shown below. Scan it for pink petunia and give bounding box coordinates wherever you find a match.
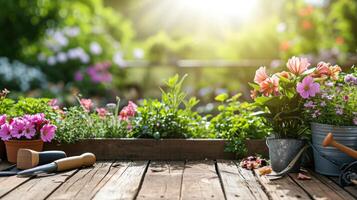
[297,76,320,99]
[23,122,36,139]
[96,108,108,119]
[10,118,26,139]
[0,123,12,141]
[40,124,57,142]
[286,56,310,75]
[0,115,6,126]
[80,99,93,112]
[119,101,138,121]
[254,66,269,84]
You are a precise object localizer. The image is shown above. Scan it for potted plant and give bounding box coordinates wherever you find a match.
[210,93,271,157]
[302,64,357,176]
[0,113,57,163]
[250,56,314,172]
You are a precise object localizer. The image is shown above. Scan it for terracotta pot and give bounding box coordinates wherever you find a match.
[5,139,44,163]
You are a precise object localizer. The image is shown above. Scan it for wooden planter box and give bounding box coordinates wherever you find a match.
[43,138,268,160]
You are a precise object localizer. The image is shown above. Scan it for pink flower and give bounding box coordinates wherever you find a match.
[74,71,83,82]
[80,99,93,112]
[259,77,279,96]
[119,101,138,121]
[48,99,60,110]
[23,122,36,139]
[0,115,6,126]
[353,117,357,125]
[286,56,310,75]
[254,66,269,84]
[24,113,48,131]
[96,108,108,119]
[313,62,330,78]
[10,118,26,139]
[48,99,58,107]
[0,123,12,141]
[297,76,320,99]
[40,124,56,142]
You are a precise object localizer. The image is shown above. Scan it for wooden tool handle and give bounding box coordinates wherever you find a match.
[323,133,357,159]
[55,153,96,171]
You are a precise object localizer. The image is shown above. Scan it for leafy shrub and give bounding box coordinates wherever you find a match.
[131,74,211,139]
[210,93,271,156]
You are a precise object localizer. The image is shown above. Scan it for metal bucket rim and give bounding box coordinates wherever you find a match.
[311,122,357,129]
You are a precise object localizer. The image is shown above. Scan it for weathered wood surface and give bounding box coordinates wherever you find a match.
[217,160,268,200]
[181,160,225,199]
[137,161,184,200]
[0,160,356,200]
[254,169,311,200]
[44,139,236,160]
[48,161,126,200]
[2,170,77,200]
[93,161,148,200]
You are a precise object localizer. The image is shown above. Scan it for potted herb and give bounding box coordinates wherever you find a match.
[210,93,271,157]
[302,64,357,176]
[250,56,313,172]
[0,113,57,163]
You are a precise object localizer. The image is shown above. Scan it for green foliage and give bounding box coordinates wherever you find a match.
[0,0,60,59]
[132,74,211,139]
[55,98,130,143]
[210,94,271,156]
[0,99,15,115]
[11,97,52,116]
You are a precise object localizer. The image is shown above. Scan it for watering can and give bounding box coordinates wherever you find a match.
[323,133,357,186]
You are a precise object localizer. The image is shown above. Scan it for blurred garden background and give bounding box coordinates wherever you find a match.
[1,0,356,113]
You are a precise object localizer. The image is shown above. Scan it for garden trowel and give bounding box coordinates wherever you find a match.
[17,152,96,177]
[0,149,67,176]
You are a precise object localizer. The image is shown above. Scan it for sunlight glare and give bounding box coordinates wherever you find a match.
[179,0,258,21]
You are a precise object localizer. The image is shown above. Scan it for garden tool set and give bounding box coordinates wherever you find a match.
[0,149,96,177]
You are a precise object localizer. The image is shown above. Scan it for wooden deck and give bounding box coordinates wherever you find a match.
[0,160,356,200]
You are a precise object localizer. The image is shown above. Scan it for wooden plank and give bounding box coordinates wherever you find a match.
[136,161,184,200]
[2,169,77,200]
[93,161,148,200]
[289,172,354,200]
[0,176,31,198]
[217,160,268,200]
[44,139,236,160]
[254,169,311,200]
[181,160,225,199]
[329,176,357,199]
[48,161,129,199]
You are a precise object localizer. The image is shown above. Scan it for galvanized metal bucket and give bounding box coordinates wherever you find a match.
[311,123,357,176]
[266,137,306,173]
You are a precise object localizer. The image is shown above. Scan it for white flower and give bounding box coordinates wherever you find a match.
[64,27,80,37]
[113,51,126,67]
[47,56,56,66]
[56,52,67,63]
[133,48,144,59]
[90,42,102,55]
[67,47,89,63]
[53,31,68,47]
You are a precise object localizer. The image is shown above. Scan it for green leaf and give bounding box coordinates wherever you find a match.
[215,93,228,102]
[248,82,260,90]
